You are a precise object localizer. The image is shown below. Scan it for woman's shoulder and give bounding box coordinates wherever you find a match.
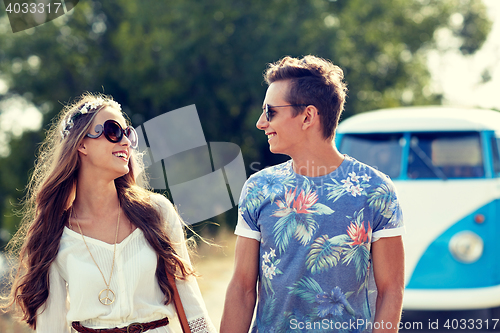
[149,192,174,209]
[149,193,180,227]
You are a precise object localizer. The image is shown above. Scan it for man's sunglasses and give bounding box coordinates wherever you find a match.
[87,119,138,149]
[262,104,309,121]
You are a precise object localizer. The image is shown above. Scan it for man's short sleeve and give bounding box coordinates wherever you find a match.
[234,177,263,241]
[371,175,405,242]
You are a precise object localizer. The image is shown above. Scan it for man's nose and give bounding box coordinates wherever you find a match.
[256,111,268,130]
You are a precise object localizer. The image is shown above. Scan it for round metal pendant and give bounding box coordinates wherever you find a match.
[99,288,116,305]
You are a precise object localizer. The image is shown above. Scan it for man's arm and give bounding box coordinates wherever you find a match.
[220,236,260,333]
[372,235,405,333]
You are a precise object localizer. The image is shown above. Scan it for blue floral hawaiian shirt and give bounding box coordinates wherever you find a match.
[235,156,404,333]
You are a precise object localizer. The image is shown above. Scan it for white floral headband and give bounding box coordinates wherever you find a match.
[60,98,121,140]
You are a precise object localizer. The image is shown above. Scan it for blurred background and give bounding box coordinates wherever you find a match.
[0,0,498,331]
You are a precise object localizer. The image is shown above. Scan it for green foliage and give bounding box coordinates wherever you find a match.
[342,244,370,282]
[0,131,43,247]
[455,0,493,55]
[367,183,395,218]
[273,211,298,254]
[306,234,342,274]
[0,0,492,237]
[287,276,323,303]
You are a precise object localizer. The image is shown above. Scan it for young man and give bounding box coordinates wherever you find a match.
[221,55,405,333]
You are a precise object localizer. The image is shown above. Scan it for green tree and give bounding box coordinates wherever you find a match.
[0,0,492,238]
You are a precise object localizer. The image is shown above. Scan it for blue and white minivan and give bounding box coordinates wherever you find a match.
[336,106,500,312]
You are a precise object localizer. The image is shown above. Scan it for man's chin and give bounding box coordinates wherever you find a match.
[269,144,285,154]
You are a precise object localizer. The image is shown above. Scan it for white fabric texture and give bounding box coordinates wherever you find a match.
[233,213,261,241]
[36,194,216,333]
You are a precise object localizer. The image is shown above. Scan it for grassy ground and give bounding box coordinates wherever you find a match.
[0,313,31,333]
[0,232,236,333]
[192,230,236,329]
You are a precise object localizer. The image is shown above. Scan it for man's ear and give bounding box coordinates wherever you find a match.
[77,141,88,156]
[302,105,320,130]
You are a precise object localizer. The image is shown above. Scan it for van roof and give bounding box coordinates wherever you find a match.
[337,106,500,133]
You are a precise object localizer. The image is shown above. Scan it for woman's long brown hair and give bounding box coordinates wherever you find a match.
[0,93,191,329]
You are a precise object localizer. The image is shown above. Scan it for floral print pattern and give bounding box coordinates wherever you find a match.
[261,247,283,295]
[238,156,404,333]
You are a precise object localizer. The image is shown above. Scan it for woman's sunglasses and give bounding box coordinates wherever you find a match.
[87,119,138,149]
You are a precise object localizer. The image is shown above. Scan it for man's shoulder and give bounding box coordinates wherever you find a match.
[246,159,293,183]
[341,155,394,184]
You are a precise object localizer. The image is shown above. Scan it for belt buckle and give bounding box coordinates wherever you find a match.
[126,322,144,333]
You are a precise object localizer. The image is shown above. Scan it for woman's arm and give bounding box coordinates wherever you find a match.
[157,195,217,333]
[36,263,70,333]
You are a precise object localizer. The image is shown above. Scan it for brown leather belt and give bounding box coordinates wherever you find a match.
[72,317,169,333]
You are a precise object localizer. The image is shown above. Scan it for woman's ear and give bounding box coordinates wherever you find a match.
[77,142,88,156]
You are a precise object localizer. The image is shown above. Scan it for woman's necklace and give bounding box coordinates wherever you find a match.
[72,203,121,306]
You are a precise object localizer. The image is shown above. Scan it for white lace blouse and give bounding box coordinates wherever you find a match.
[36,194,216,333]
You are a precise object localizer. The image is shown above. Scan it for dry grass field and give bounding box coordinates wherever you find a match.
[0,231,237,333]
[191,230,236,329]
[0,309,35,332]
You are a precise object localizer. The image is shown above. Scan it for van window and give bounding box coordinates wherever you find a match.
[492,137,500,176]
[340,133,403,178]
[408,132,484,179]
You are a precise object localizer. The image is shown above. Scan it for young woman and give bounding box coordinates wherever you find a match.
[1,93,216,332]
